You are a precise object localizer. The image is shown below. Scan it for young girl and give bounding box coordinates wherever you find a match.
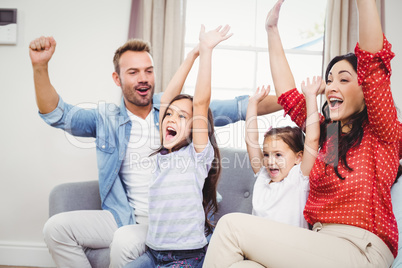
[246,78,321,229]
[123,25,232,268]
[204,0,400,267]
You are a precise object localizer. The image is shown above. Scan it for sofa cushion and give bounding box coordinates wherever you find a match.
[216,147,255,221]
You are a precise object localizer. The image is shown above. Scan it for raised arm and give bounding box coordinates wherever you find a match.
[246,86,270,174]
[193,25,232,153]
[266,0,296,97]
[300,76,322,176]
[257,94,282,115]
[159,46,200,123]
[356,0,383,53]
[355,0,397,142]
[29,36,59,114]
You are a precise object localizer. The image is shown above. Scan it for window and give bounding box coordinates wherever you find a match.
[183,0,327,148]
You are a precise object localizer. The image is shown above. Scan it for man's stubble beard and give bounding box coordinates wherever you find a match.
[122,84,155,107]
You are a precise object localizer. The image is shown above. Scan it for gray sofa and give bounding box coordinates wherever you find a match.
[48,147,255,268]
[49,147,402,268]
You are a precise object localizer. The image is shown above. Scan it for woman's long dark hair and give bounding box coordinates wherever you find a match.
[320,53,364,180]
[152,94,221,236]
[321,53,402,181]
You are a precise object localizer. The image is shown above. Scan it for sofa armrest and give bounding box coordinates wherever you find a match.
[49,180,102,217]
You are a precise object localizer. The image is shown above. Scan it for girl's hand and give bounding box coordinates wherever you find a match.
[265,0,284,32]
[249,85,271,105]
[317,79,326,95]
[301,76,323,97]
[199,24,233,51]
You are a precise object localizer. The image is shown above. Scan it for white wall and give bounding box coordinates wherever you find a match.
[0,0,131,266]
[0,0,401,267]
[385,0,402,110]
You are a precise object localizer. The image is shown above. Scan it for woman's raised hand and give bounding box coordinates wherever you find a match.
[265,0,284,32]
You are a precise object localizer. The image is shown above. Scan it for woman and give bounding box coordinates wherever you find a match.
[203,0,399,267]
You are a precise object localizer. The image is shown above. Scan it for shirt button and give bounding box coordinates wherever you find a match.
[156,123,159,126]
[102,145,105,149]
[243,191,250,198]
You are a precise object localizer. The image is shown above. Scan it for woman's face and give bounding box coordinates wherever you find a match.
[161,98,193,150]
[325,60,365,127]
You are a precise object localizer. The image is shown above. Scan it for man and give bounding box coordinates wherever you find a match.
[29,36,281,267]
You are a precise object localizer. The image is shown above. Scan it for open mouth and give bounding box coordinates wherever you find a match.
[329,97,343,109]
[165,126,177,141]
[136,86,150,96]
[268,168,279,177]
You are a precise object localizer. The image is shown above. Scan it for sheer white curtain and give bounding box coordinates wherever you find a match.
[323,0,383,72]
[322,0,383,105]
[128,0,187,93]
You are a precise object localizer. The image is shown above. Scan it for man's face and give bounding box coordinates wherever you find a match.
[114,51,155,109]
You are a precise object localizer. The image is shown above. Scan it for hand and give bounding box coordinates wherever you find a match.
[301,76,323,97]
[199,24,233,51]
[249,85,270,104]
[318,79,326,95]
[29,36,57,67]
[265,0,284,32]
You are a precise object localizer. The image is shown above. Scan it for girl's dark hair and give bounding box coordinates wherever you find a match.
[153,94,221,236]
[264,126,305,154]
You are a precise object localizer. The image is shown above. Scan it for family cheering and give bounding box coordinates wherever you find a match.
[30,0,401,267]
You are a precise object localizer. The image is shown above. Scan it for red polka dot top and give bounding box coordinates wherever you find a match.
[278,35,399,257]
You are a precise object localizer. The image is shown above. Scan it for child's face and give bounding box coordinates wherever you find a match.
[262,136,302,182]
[162,99,193,150]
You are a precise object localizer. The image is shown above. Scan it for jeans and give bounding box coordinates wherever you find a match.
[123,247,206,268]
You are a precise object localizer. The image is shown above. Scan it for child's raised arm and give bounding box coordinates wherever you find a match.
[246,86,270,174]
[159,46,200,124]
[193,25,232,153]
[300,76,322,176]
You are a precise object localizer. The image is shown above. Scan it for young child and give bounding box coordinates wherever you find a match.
[245,77,322,228]
[124,25,232,268]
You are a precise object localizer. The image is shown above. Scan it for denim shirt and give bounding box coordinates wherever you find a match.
[40,92,248,227]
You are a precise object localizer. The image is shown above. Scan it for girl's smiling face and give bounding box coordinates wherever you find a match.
[161,98,193,150]
[262,136,302,182]
[325,59,365,127]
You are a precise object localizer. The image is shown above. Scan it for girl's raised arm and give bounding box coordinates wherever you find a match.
[159,46,199,124]
[193,25,232,153]
[300,76,322,176]
[246,86,270,174]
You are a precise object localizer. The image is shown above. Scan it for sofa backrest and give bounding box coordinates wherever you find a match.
[49,147,256,223]
[216,147,255,222]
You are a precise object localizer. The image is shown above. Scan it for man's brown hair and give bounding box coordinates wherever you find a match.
[113,39,152,75]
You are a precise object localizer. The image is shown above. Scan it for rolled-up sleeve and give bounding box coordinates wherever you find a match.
[38,95,97,137]
[210,95,249,127]
[38,96,66,125]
